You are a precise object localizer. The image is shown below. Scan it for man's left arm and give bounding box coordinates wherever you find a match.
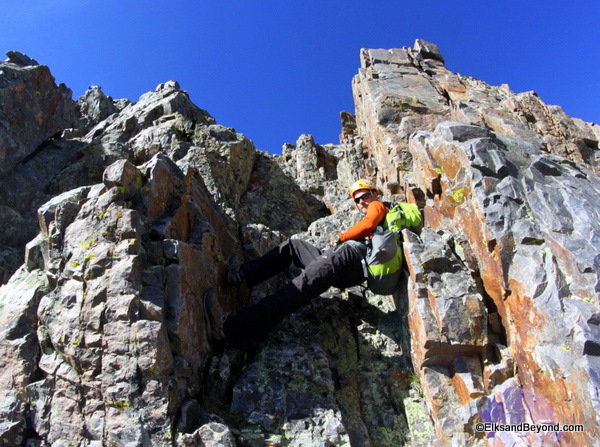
[338,201,388,242]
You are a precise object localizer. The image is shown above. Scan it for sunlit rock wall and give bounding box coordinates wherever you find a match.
[354,40,600,446]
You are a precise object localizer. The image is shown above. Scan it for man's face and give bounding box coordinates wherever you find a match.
[354,189,377,214]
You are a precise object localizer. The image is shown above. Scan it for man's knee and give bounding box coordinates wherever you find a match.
[287,238,317,253]
[287,238,321,268]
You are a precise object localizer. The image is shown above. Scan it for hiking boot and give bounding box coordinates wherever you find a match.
[226,254,245,285]
[203,288,227,343]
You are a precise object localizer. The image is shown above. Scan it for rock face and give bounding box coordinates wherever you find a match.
[406,123,600,445]
[1,40,600,446]
[353,41,600,446]
[0,54,326,283]
[0,51,79,175]
[0,52,79,282]
[353,41,600,192]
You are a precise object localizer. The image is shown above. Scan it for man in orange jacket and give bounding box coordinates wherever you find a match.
[204,179,388,349]
[337,180,388,244]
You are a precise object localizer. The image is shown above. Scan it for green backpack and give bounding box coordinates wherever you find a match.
[366,202,422,295]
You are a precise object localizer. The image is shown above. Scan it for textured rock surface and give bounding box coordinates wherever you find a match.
[0,51,78,175]
[407,121,600,445]
[0,52,79,281]
[1,40,600,446]
[352,40,600,446]
[0,62,326,283]
[353,39,600,192]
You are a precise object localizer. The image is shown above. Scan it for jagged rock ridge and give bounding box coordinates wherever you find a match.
[0,41,599,447]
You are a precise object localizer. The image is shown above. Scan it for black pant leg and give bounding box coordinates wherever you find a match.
[241,238,322,286]
[291,242,366,295]
[224,242,365,347]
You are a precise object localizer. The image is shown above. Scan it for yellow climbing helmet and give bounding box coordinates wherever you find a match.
[350,178,380,199]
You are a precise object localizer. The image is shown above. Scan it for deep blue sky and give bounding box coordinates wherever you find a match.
[2,1,599,154]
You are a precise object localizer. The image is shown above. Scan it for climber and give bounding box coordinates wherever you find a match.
[204,179,414,349]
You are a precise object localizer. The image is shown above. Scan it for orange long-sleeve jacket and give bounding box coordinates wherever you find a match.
[338,200,388,242]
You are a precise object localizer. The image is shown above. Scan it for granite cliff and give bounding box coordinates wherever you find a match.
[0,40,599,446]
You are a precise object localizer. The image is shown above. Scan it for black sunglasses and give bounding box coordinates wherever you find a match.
[354,191,373,204]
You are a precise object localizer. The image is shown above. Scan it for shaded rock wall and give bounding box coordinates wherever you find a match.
[0,51,79,175]
[0,52,79,282]
[1,41,600,447]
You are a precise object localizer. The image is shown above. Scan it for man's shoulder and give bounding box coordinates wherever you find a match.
[367,200,389,217]
[369,200,389,211]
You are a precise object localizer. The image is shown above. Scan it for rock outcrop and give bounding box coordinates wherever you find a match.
[0,52,79,282]
[0,51,79,175]
[0,57,326,283]
[1,40,599,446]
[352,42,600,191]
[352,41,600,446]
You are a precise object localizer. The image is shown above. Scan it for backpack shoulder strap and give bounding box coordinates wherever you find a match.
[383,202,422,232]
